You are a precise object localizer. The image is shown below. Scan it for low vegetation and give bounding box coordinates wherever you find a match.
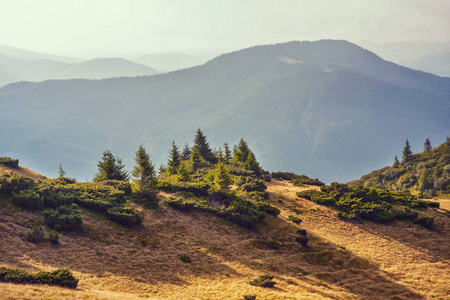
[0,267,78,289]
[298,182,436,228]
[349,139,450,198]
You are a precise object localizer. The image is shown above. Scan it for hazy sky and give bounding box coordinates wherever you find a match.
[1,0,449,56]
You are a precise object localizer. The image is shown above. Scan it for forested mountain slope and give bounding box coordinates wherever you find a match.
[0,40,449,182]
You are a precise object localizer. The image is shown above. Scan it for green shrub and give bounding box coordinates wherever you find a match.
[180,254,191,263]
[43,204,82,231]
[238,177,267,192]
[107,205,143,226]
[414,216,434,229]
[97,180,132,195]
[0,173,35,194]
[166,197,195,212]
[0,157,19,168]
[156,181,174,192]
[296,190,326,200]
[13,190,44,210]
[243,295,257,300]
[288,215,302,224]
[393,208,418,220]
[249,274,276,288]
[295,236,309,247]
[256,202,280,216]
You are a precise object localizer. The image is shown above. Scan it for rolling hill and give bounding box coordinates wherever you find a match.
[54,58,160,79]
[349,139,450,197]
[0,174,448,299]
[0,40,449,182]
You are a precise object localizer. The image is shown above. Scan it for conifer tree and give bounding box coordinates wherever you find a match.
[223,143,232,163]
[217,147,224,163]
[402,139,412,162]
[214,163,232,190]
[192,128,216,163]
[132,144,156,189]
[177,163,191,182]
[167,141,181,175]
[245,151,262,176]
[190,147,201,172]
[58,163,67,178]
[393,156,400,168]
[93,149,128,182]
[233,138,250,163]
[181,143,191,160]
[424,138,432,151]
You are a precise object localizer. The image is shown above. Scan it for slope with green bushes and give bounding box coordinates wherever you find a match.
[349,139,450,198]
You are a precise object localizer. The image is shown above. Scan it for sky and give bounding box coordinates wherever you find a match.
[0,0,449,57]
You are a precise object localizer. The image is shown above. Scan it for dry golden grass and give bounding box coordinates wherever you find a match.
[0,165,49,180]
[0,179,448,299]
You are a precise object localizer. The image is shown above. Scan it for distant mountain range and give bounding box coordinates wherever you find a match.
[131,52,220,72]
[357,41,450,77]
[0,44,222,87]
[0,49,160,86]
[1,40,449,182]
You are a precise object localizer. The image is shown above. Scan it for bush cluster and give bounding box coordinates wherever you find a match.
[271,172,324,186]
[0,157,19,168]
[298,183,436,226]
[43,204,82,231]
[0,267,78,289]
[249,274,276,288]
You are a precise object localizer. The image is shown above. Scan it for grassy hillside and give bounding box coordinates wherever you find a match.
[349,139,450,198]
[0,173,448,298]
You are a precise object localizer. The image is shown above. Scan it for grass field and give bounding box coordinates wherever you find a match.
[0,179,448,299]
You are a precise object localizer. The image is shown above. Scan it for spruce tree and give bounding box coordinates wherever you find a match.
[214,163,232,190]
[181,143,191,160]
[177,163,191,182]
[58,163,67,178]
[223,143,232,163]
[167,141,181,175]
[192,128,216,163]
[233,138,250,163]
[93,149,128,182]
[190,147,201,172]
[217,147,224,163]
[424,138,432,151]
[393,156,400,168]
[245,151,262,176]
[132,144,156,189]
[402,139,412,162]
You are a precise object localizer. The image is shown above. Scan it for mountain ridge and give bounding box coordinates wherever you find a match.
[0,40,448,182]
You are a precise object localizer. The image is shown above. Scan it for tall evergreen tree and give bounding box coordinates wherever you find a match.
[93,149,128,182]
[245,151,262,176]
[214,163,232,190]
[181,143,191,160]
[402,139,412,162]
[132,144,156,189]
[233,138,250,163]
[223,143,232,163]
[393,156,400,168]
[167,141,181,175]
[190,147,201,172]
[192,128,216,163]
[177,163,191,182]
[424,138,432,151]
[217,147,224,163]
